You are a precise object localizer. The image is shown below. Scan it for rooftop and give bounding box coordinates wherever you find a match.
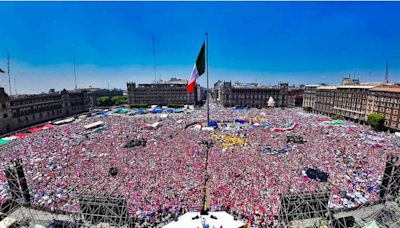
[370,85,400,93]
[317,86,337,90]
[337,85,376,89]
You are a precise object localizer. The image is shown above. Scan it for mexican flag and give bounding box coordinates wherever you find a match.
[188,42,205,93]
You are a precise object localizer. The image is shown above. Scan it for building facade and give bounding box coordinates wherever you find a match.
[302,85,319,108]
[216,81,288,107]
[333,86,374,121]
[287,88,304,108]
[307,83,400,130]
[314,86,337,115]
[127,78,203,106]
[0,88,89,135]
[366,85,400,130]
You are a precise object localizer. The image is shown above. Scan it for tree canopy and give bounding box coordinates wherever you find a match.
[367,113,385,131]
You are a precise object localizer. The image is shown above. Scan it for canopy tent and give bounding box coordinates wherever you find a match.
[202,127,215,131]
[235,118,249,124]
[208,121,218,127]
[173,109,183,113]
[152,108,162,113]
[83,126,106,136]
[53,117,75,125]
[267,96,275,107]
[11,133,27,138]
[0,138,11,145]
[164,211,245,228]
[84,121,104,130]
[143,122,160,129]
[137,109,146,114]
[118,109,130,114]
[28,124,55,133]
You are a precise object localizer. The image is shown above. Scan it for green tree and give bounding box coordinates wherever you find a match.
[367,113,386,131]
[111,96,129,106]
[332,114,343,120]
[97,96,114,106]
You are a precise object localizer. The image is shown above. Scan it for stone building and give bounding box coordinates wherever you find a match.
[333,85,374,121]
[314,86,337,115]
[287,88,304,108]
[366,85,400,130]
[215,81,288,107]
[302,85,319,108]
[0,88,89,135]
[127,78,204,106]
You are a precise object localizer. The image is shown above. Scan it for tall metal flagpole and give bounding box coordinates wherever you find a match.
[152,36,157,83]
[73,53,77,90]
[206,33,209,124]
[7,52,12,95]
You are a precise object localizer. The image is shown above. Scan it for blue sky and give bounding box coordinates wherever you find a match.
[0,2,399,94]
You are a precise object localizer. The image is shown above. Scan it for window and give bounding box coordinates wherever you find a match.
[3,114,7,118]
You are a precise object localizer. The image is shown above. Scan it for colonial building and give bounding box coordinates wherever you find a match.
[287,87,304,108]
[314,86,337,115]
[0,88,89,135]
[215,81,288,107]
[127,78,204,106]
[333,85,374,121]
[366,85,400,130]
[302,85,319,108]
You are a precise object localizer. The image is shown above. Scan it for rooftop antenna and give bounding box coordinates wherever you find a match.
[73,53,77,90]
[108,81,110,90]
[384,62,389,84]
[152,36,157,84]
[7,52,12,95]
[369,72,371,82]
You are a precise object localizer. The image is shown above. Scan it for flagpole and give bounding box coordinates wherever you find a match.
[206,33,209,124]
[7,52,12,96]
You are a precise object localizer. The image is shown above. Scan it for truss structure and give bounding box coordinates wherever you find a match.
[278,189,331,226]
[77,193,128,226]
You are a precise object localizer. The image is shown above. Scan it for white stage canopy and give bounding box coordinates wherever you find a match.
[163,211,245,228]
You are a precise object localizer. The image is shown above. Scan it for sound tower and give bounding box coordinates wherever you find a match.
[4,160,31,206]
[279,190,330,225]
[15,159,31,205]
[4,168,21,200]
[380,156,399,199]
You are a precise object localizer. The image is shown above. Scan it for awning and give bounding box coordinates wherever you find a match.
[84,121,104,130]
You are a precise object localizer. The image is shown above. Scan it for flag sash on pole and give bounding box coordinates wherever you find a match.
[188,42,205,93]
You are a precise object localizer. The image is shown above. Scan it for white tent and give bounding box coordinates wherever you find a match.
[267,96,275,107]
[84,121,104,130]
[53,117,75,125]
[163,211,245,228]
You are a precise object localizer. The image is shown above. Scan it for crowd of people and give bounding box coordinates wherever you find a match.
[0,105,399,226]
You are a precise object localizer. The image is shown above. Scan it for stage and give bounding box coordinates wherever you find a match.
[163,211,245,228]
